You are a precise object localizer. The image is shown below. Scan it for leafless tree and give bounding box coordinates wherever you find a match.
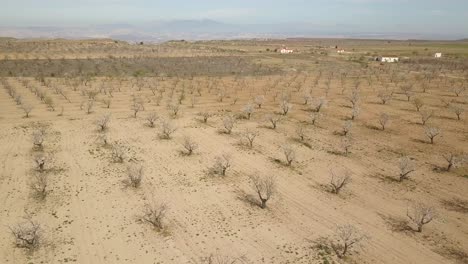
[329,168,351,194]
[102,98,112,108]
[182,136,198,155]
[377,90,392,104]
[112,145,126,163]
[399,156,415,181]
[254,95,265,108]
[131,101,144,118]
[250,175,276,209]
[407,202,436,232]
[168,102,180,117]
[159,119,177,139]
[295,126,307,141]
[32,129,46,149]
[241,129,258,148]
[348,89,360,108]
[341,137,352,155]
[281,144,296,166]
[31,173,48,200]
[424,126,441,144]
[146,112,158,127]
[34,154,47,171]
[97,133,109,146]
[85,100,94,114]
[378,112,390,130]
[9,217,42,250]
[341,120,353,136]
[311,97,327,112]
[420,110,433,125]
[449,104,464,120]
[242,103,255,119]
[451,86,465,97]
[412,98,424,112]
[442,152,466,172]
[213,154,232,176]
[401,84,414,101]
[22,104,33,118]
[222,115,236,134]
[331,225,366,258]
[142,201,168,231]
[44,96,55,111]
[95,114,111,131]
[279,100,292,115]
[265,114,281,129]
[350,105,360,120]
[198,112,214,123]
[126,163,143,188]
[310,112,322,126]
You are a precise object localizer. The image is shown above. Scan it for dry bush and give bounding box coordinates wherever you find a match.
[250,175,276,209]
[146,112,158,127]
[424,126,441,144]
[111,145,126,163]
[377,90,392,104]
[126,163,143,188]
[341,120,353,136]
[279,100,292,115]
[378,112,390,130]
[222,115,236,134]
[281,144,296,166]
[407,202,436,232]
[241,129,258,148]
[265,114,281,129]
[142,201,168,231]
[329,168,351,194]
[199,112,214,123]
[159,119,177,139]
[442,152,466,171]
[331,224,366,258]
[412,98,424,112]
[182,136,198,155]
[95,114,111,131]
[213,154,232,176]
[398,156,415,181]
[419,110,433,125]
[242,103,255,119]
[31,173,48,200]
[449,104,464,120]
[22,104,33,118]
[254,95,265,108]
[9,217,42,250]
[310,112,322,126]
[32,129,46,149]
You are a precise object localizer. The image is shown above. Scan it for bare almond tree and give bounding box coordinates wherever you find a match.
[420,110,433,125]
[250,175,276,209]
[399,156,415,181]
[159,119,177,139]
[350,105,360,120]
[102,98,112,108]
[254,95,265,108]
[329,168,351,194]
[112,145,126,163]
[32,129,45,149]
[279,100,292,115]
[199,112,214,123]
[451,86,465,97]
[85,100,94,114]
[34,154,46,171]
[407,202,436,232]
[341,137,352,155]
[311,97,328,112]
[95,114,111,131]
[168,103,180,117]
[449,104,464,120]
[131,101,144,118]
[331,224,366,258]
[378,112,390,130]
[126,163,143,188]
[377,90,392,104]
[241,129,258,148]
[22,104,33,118]
[222,115,236,134]
[341,120,353,136]
[146,112,158,127]
[242,103,255,119]
[281,144,296,166]
[213,154,232,176]
[142,201,168,231]
[412,98,424,112]
[295,126,307,141]
[31,173,48,200]
[265,114,281,129]
[310,112,322,126]
[442,152,465,171]
[9,217,42,250]
[348,89,360,108]
[182,136,198,155]
[424,126,441,144]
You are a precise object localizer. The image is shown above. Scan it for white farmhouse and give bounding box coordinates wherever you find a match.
[434,53,442,58]
[379,56,399,63]
[337,49,345,54]
[280,48,294,54]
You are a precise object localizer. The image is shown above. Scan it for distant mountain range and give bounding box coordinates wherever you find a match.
[0,19,465,42]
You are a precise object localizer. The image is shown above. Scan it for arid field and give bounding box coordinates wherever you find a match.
[0,38,467,264]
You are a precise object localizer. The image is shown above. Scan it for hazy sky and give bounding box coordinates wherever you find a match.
[1,0,467,35]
